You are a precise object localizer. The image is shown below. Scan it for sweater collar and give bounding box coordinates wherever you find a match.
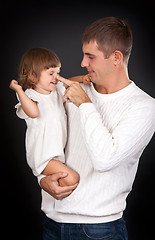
[90,81,135,99]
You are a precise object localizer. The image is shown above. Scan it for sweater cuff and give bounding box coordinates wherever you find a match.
[79,102,97,118]
[37,174,46,186]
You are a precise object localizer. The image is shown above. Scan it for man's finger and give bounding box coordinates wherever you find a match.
[55,183,78,200]
[55,183,78,194]
[55,190,73,200]
[50,173,79,193]
[57,75,73,87]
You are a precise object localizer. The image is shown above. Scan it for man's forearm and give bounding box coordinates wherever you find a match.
[42,159,79,187]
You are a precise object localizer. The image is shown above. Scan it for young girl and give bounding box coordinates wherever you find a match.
[10,48,90,187]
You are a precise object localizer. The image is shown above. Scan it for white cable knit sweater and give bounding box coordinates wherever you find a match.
[41,81,155,223]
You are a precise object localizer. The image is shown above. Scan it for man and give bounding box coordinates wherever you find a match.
[40,17,155,240]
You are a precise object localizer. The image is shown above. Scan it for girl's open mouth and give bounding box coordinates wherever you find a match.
[50,80,58,85]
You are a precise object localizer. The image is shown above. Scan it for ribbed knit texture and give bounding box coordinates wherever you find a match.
[41,82,155,223]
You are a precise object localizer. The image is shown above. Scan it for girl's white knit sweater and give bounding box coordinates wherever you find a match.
[40,82,155,223]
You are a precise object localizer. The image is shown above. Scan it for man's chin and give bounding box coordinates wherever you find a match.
[90,76,97,83]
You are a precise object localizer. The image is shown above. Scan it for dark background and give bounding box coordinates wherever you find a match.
[2,1,155,239]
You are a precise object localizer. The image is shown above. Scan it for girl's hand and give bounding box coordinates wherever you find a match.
[82,74,91,85]
[10,80,22,93]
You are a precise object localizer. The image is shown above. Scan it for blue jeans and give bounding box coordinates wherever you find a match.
[42,217,128,240]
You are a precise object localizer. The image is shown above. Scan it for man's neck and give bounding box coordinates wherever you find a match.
[93,69,131,94]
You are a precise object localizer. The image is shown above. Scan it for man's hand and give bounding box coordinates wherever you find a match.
[58,75,92,107]
[40,172,78,200]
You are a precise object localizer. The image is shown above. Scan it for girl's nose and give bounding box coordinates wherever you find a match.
[53,72,58,79]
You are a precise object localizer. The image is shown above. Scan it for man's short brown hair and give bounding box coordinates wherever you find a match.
[82,17,133,64]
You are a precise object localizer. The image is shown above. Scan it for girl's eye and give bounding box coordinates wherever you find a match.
[50,73,53,75]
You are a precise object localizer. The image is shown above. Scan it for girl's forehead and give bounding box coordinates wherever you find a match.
[48,67,61,72]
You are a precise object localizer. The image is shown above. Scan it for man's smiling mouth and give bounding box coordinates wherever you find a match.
[88,70,95,75]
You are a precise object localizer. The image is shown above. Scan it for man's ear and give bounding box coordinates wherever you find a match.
[112,50,123,66]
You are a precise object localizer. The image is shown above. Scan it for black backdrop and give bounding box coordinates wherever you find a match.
[2,1,155,239]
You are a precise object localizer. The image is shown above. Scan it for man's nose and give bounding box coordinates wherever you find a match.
[81,56,89,68]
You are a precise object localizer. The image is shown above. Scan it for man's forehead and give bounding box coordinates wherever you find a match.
[82,40,101,54]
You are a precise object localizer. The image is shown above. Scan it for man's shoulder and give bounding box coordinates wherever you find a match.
[132,83,155,106]
[126,85,155,120]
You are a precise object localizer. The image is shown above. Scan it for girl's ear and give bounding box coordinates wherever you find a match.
[28,72,38,83]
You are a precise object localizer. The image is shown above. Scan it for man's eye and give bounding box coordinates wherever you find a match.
[88,56,94,60]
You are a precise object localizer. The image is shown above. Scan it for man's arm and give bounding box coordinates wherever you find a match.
[10,80,39,118]
[56,76,155,172]
[78,101,155,172]
[42,159,80,187]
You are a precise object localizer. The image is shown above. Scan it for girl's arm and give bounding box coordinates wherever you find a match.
[10,80,39,118]
[42,159,80,187]
[69,74,91,85]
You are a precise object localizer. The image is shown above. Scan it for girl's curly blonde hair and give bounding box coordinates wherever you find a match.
[18,48,61,91]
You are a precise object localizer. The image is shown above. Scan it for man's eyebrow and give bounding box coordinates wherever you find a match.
[84,52,95,57]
